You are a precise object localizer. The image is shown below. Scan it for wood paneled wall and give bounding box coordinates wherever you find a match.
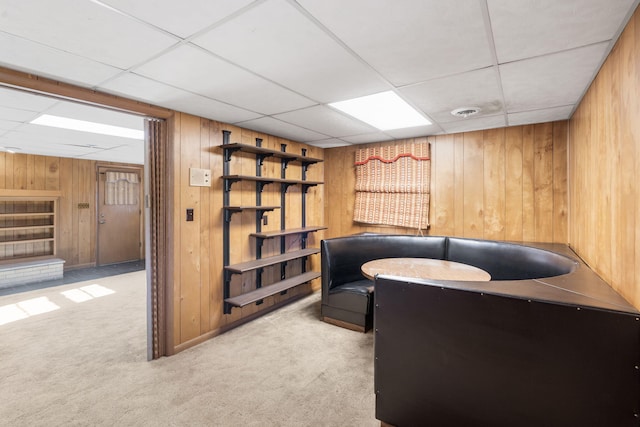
[0,152,140,268]
[168,113,324,352]
[568,8,640,309]
[324,122,568,243]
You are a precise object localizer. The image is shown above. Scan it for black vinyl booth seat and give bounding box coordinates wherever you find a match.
[320,234,578,332]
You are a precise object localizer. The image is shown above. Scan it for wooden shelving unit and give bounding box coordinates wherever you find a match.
[220,130,324,314]
[0,198,57,261]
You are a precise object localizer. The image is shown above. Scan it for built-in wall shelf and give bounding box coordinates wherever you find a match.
[0,198,57,261]
[220,130,325,314]
[222,175,323,190]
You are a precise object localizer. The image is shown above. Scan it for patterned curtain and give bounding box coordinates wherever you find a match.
[354,143,431,230]
[105,171,139,205]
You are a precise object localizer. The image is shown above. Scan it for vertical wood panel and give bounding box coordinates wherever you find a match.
[522,125,535,241]
[568,6,640,309]
[505,126,523,241]
[533,123,554,242]
[463,131,484,238]
[483,128,506,240]
[552,122,568,243]
[179,113,202,342]
[452,134,465,236]
[432,135,454,235]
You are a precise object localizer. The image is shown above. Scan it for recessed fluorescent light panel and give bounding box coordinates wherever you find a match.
[329,91,431,130]
[31,114,144,140]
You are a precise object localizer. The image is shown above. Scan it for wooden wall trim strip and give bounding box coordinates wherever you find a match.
[0,66,172,119]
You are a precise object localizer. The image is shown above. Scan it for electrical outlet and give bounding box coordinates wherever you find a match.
[263,215,268,225]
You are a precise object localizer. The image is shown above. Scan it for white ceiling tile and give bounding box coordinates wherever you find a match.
[489,0,636,63]
[274,105,377,137]
[0,32,123,87]
[193,0,389,103]
[439,115,506,134]
[401,68,504,123]
[0,120,22,132]
[501,43,610,112]
[134,45,315,114]
[508,105,574,126]
[237,117,329,142]
[297,0,494,86]
[0,0,178,69]
[307,138,353,148]
[100,0,256,38]
[0,87,59,111]
[100,73,261,123]
[77,145,143,165]
[384,124,443,140]
[0,106,40,122]
[341,132,395,144]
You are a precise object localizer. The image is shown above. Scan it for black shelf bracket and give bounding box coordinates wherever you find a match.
[224,209,237,223]
[256,181,272,193]
[224,178,241,192]
[223,147,241,162]
[281,182,295,193]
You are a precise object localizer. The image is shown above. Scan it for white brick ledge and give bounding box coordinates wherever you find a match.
[0,257,65,289]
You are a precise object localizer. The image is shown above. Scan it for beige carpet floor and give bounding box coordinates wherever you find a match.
[0,271,377,426]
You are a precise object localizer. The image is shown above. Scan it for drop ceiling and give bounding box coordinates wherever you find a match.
[0,0,637,163]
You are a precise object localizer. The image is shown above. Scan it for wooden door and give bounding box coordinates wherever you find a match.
[97,166,142,265]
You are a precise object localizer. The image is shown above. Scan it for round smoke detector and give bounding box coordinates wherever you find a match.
[451,107,481,118]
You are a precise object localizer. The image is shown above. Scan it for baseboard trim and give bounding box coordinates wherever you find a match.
[322,316,366,333]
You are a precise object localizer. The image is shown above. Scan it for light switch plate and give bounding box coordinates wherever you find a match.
[189,168,211,187]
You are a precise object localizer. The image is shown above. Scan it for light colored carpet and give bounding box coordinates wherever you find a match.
[0,271,377,426]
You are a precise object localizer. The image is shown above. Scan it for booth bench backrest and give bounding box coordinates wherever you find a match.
[321,234,447,289]
[321,235,578,290]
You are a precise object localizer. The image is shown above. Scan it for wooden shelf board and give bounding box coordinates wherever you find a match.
[225,248,320,273]
[225,271,321,307]
[0,225,55,231]
[223,206,280,212]
[0,237,54,246]
[250,226,327,239]
[0,212,54,218]
[218,143,323,164]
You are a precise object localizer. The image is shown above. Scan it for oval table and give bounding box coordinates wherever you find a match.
[361,257,491,282]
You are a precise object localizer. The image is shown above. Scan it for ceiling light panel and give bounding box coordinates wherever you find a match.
[31,115,144,140]
[297,0,494,86]
[192,0,389,103]
[134,44,315,115]
[400,67,503,123]
[329,91,431,131]
[0,0,177,69]
[488,0,636,63]
[98,0,255,38]
[500,43,609,112]
[45,102,143,131]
